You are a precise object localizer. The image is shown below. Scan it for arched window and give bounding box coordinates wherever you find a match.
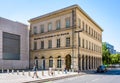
[57,56,61,68]
[41,56,45,59]
[41,56,45,70]
[49,56,53,67]
[82,55,84,70]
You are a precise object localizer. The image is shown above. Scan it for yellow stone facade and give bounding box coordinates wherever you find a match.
[29,5,103,71]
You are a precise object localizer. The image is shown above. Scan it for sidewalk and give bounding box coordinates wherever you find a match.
[0,70,86,83]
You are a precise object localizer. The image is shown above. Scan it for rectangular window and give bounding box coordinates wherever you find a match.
[57,39,60,48]
[48,23,52,31]
[90,28,92,35]
[66,18,70,28]
[57,59,61,68]
[41,41,44,49]
[100,35,102,41]
[56,20,61,30]
[86,40,88,49]
[79,37,81,47]
[33,26,37,34]
[94,45,96,51]
[98,34,100,41]
[3,32,20,60]
[95,45,97,52]
[82,39,84,48]
[40,24,44,33]
[95,32,97,39]
[49,59,53,67]
[82,21,84,31]
[86,24,88,33]
[78,18,81,28]
[98,34,99,40]
[66,37,70,47]
[98,47,100,53]
[94,30,95,37]
[48,40,52,48]
[96,45,98,52]
[96,33,98,39]
[99,34,100,40]
[34,41,37,50]
[94,31,96,38]
[100,47,102,53]
[92,43,94,51]
[93,44,94,51]
[99,47,101,53]
[89,42,91,50]
[91,29,93,36]
[89,27,90,34]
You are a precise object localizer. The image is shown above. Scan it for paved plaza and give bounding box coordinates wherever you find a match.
[0,70,84,83]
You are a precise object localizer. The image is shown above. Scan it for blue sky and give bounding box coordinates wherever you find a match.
[0,0,120,51]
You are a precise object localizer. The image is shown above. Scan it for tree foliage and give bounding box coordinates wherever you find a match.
[102,43,120,65]
[102,43,111,64]
[110,54,120,64]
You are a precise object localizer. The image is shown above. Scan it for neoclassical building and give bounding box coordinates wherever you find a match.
[29,4,103,71]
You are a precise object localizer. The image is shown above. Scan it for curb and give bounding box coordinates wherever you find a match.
[24,73,86,83]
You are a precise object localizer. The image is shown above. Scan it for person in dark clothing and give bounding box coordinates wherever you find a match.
[32,64,39,78]
[64,67,67,74]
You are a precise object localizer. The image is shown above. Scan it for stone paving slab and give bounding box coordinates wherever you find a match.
[24,73,85,83]
[0,71,85,83]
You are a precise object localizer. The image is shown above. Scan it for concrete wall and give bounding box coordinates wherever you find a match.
[0,17,29,69]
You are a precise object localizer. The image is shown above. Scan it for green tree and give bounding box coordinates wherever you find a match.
[116,54,120,63]
[102,43,111,64]
[110,54,116,64]
[110,54,120,64]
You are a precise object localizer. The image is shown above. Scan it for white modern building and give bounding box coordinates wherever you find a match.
[0,17,29,69]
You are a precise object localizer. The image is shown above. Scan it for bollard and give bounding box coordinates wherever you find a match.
[42,71,44,76]
[48,70,50,76]
[17,70,19,75]
[72,69,74,72]
[57,70,58,74]
[28,71,31,76]
[53,70,55,75]
[69,69,71,72]
[70,69,72,72]
[62,69,64,74]
[12,69,14,74]
[2,68,4,73]
[78,70,80,74]
[58,69,60,74]
[22,70,24,75]
[7,69,9,74]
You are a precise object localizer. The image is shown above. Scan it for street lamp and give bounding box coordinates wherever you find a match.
[75,29,83,71]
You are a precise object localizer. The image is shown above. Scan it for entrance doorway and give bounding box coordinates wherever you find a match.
[41,56,45,70]
[65,55,71,70]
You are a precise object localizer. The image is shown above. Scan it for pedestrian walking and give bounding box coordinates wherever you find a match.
[64,67,67,74]
[32,64,39,78]
[78,69,80,74]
